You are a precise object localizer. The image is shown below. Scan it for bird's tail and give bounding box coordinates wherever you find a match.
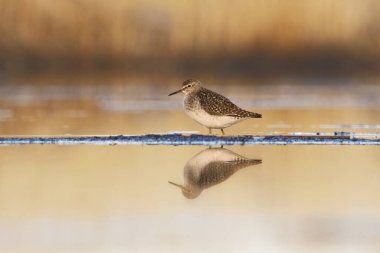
[249,112,262,118]
[247,159,262,166]
[226,158,262,167]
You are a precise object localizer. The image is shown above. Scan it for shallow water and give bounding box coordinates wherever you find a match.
[1,145,379,252]
[1,82,380,136]
[0,81,380,252]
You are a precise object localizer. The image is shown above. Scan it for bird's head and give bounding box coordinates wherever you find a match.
[168,181,202,199]
[168,79,202,96]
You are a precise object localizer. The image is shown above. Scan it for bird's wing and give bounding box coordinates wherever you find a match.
[195,161,239,187]
[196,159,261,187]
[198,88,260,118]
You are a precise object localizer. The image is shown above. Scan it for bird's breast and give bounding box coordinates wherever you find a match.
[183,96,245,128]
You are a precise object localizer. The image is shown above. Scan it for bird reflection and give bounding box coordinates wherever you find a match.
[169,147,262,199]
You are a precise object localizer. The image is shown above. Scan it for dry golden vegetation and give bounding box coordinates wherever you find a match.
[0,0,379,76]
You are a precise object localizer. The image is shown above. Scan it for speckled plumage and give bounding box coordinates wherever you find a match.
[169,79,262,133]
[189,88,261,118]
[169,147,262,199]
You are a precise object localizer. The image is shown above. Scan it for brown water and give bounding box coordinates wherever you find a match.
[0,81,380,252]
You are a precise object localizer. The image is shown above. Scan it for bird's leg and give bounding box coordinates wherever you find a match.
[220,129,225,148]
[208,128,212,135]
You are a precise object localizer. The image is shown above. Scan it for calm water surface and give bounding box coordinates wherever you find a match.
[0,81,380,252]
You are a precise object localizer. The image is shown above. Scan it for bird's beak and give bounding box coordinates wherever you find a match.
[168,181,186,190]
[168,88,183,96]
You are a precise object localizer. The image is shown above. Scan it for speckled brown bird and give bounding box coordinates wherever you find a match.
[169,147,262,199]
[168,79,262,135]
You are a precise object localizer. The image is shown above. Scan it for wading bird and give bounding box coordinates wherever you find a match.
[169,79,261,135]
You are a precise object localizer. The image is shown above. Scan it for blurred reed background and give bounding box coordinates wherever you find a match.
[0,0,380,80]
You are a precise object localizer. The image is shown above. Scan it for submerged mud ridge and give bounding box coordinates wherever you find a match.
[0,133,379,146]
